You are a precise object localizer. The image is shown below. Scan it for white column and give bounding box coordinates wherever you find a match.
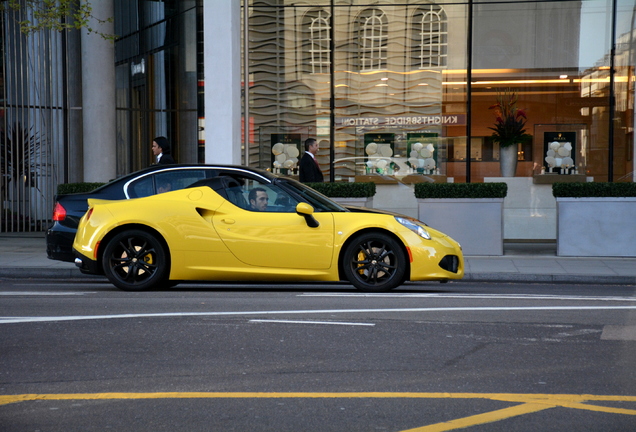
[203,0,242,165]
[633,108,636,181]
[81,0,116,182]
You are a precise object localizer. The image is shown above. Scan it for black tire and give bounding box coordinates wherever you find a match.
[342,232,406,292]
[101,229,169,291]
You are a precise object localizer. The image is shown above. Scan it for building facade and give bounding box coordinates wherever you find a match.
[1,0,635,234]
[245,0,634,185]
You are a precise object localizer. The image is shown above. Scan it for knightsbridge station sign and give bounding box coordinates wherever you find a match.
[336,114,466,127]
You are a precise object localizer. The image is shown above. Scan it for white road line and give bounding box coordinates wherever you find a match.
[0,292,97,296]
[249,319,375,326]
[2,305,636,324]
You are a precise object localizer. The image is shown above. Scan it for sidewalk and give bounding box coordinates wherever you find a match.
[1,232,636,285]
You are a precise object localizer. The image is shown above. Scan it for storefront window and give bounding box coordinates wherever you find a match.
[246,0,634,184]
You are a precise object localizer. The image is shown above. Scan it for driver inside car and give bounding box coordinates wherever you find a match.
[248,187,269,211]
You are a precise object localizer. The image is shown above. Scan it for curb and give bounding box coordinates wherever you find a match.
[0,268,100,280]
[463,273,636,285]
[1,267,635,285]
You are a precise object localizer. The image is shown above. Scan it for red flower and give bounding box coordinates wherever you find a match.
[487,89,532,147]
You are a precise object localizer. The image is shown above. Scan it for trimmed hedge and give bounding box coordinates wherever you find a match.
[552,182,636,197]
[305,182,376,198]
[57,182,106,195]
[414,182,508,199]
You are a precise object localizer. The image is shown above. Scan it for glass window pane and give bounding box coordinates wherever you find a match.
[246,0,634,184]
[470,0,612,181]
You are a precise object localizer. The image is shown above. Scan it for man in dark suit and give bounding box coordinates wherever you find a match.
[299,138,323,182]
[152,136,176,164]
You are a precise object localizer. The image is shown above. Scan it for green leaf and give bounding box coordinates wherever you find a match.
[57,182,106,195]
[552,182,636,197]
[305,182,376,197]
[414,183,508,199]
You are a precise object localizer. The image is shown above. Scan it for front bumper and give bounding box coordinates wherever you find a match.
[409,235,465,281]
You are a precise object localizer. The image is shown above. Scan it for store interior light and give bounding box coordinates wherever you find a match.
[470,79,571,85]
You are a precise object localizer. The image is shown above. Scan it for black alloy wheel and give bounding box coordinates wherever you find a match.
[101,229,169,291]
[343,232,406,292]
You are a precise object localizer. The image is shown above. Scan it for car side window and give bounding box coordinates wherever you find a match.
[223,177,249,209]
[155,170,208,194]
[128,169,210,198]
[128,176,154,198]
[221,175,299,213]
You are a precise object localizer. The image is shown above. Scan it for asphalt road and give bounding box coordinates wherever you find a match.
[1,279,636,431]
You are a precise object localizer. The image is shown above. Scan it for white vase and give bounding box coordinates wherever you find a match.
[500,144,518,177]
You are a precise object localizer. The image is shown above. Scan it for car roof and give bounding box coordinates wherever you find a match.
[122,165,278,198]
[111,164,275,183]
[58,164,277,200]
[91,164,272,189]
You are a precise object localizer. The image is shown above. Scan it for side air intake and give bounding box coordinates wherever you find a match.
[439,255,459,273]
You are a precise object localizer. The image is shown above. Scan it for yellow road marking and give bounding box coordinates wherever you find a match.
[2,391,636,405]
[401,403,555,432]
[1,392,635,431]
[549,400,636,415]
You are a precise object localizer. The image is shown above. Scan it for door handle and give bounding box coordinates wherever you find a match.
[221,218,235,224]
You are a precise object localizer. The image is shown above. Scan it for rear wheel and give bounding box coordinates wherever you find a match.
[101,229,169,291]
[343,232,406,292]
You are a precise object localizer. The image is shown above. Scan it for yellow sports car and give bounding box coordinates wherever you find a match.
[73,165,463,291]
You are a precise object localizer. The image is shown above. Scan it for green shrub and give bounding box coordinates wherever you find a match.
[57,182,106,195]
[305,182,376,198]
[552,182,636,197]
[414,182,508,199]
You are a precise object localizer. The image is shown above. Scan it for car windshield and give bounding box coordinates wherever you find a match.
[276,178,348,212]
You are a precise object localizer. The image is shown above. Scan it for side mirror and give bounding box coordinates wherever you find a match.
[295,202,320,228]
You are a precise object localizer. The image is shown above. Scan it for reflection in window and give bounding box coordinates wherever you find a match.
[359,9,387,72]
[128,176,154,198]
[155,170,208,192]
[447,137,532,162]
[308,10,331,74]
[414,5,447,68]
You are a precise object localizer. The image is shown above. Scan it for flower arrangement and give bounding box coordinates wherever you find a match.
[488,89,532,148]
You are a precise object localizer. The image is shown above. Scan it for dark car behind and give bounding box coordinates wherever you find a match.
[46,164,232,262]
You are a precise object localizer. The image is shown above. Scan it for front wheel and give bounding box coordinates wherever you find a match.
[342,233,406,292]
[101,229,169,291]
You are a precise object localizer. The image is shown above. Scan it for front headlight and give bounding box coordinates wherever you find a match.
[395,216,431,240]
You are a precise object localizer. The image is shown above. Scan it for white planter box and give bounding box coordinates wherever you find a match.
[332,197,374,208]
[417,198,504,256]
[556,197,636,257]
